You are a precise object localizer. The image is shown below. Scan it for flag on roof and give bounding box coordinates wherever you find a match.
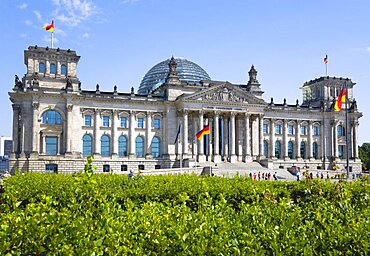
[196,125,210,140]
[43,20,54,33]
[324,55,328,65]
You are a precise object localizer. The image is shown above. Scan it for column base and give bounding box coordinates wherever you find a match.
[213,154,222,163]
[64,152,73,158]
[128,154,136,160]
[243,155,252,163]
[198,154,206,162]
[230,154,237,163]
[111,153,118,160]
[30,151,39,158]
[256,155,265,161]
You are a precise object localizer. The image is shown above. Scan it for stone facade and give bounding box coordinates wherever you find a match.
[8,46,363,173]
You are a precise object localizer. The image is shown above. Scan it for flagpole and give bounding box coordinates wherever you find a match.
[345,82,350,180]
[51,32,54,49]
[325,63,328,76]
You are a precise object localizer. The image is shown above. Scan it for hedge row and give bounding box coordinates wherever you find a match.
[0,173,369,255]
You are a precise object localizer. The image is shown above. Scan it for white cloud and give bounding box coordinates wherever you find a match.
[25,20,32,26]
[20,33,28,38]
[18,3,28,9]
[33,10,42,21]
[52,0,97,26]
[82,32,89,38]
[366,47,370,52]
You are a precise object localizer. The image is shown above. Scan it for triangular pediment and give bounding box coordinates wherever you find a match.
[181,82,265,105]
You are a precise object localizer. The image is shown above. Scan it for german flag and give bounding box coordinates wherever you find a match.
[196,125,210,140]
[324,55,328,65]
[334,84,347,112]
[43,20,54,33]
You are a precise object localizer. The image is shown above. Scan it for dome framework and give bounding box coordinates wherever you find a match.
[138,58,211,94]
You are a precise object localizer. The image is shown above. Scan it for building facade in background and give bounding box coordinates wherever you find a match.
[8,46,362,173]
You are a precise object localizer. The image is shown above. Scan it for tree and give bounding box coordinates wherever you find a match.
[358,143,370,170]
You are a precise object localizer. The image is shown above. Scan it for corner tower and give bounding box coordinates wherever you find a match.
[19,45,81,91]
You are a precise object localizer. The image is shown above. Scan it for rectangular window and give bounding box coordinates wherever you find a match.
[153,119,160,129]
[45,136,58,155]
[263,124,269,134]
[138,164,145,170]
[275,125,282,134]
[155,165,161,169]
[120,116,127,128]
[313,126,319,136]
[103,116,110,127]
[288,125,294,135]
[121,165,128,172]
[138,118,144,128]
[45,164,58,174]
[301,126,307,135]
[103,164,110,172]
[85,115,92,126]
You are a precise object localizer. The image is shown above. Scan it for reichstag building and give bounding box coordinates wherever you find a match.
[9,46,362,173]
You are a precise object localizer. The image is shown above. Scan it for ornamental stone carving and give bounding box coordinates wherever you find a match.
[204,87,243,102]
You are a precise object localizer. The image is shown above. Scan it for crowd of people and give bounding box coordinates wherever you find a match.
[249,171,278,181]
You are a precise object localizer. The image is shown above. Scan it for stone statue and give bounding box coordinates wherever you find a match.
[114,85,117,93]
[14,74,23,90]
[66,76,73,91]
[78,82,81,91]
[283,98,287,105]
[96,84,100,91]
[32,72,39,88]
[131,86,134,94]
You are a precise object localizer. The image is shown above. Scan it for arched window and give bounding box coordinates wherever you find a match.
[101,135,110,157]
[263,140,268,158]
[82,135,93,157]
[151,136,160,157]
[288,141,294,159]
[42,110,62,124]
[39,62,46,73]
[61,64,67,75]
[313,142,318,159]
[337,125,345,137]
[300,141,306,159]
[275,141,281,159]
[50,63,57,74]
[135,136,144,157]
[118,135,127,157]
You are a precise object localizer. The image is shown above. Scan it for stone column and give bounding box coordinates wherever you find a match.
[332,121,338,158]
[146,112,152,158]
[244,113,251,162]
[112,110,118,157]
[182,110,189,157]
[65,104,73,155]
[162,110,168,157]
[207,116,212,160]
[353,121,359,159]
[296,121,301,159]
[31,103,39,156]
[258,114,264,159]
[93,109,101,156]
[11,104,21,154]
[230,112,237,162]
[223,116,229,160]
[129,111,136,158]
[213,111,221,163]
[308,122,313,159]
[321,121,326,161]
[46,60,50,75]
[193,114,198,158]
[270,119,275,158]
[283,120,288,159]
[198,111,206,162]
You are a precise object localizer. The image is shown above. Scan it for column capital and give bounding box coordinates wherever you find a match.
[270,118,276,123]
[32,102,39,110]
[66,104,73,112]
[230,112,237,117]
[214,110,221,116]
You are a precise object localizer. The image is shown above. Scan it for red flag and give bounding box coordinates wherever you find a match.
[324,55,328,65]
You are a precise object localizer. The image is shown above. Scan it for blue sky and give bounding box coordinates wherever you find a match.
[0,0,369,143]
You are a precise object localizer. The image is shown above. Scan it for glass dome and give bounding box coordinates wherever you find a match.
[138,57,211,94]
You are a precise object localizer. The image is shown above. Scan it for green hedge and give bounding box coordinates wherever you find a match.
[0,173,369,255]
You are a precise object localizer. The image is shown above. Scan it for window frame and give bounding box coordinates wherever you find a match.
[101,135,111,157]
[45,136,58,155]
[84,115,92,126]
[153,118,160,129]
[102,116,110,127]
[137,117,144,129]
